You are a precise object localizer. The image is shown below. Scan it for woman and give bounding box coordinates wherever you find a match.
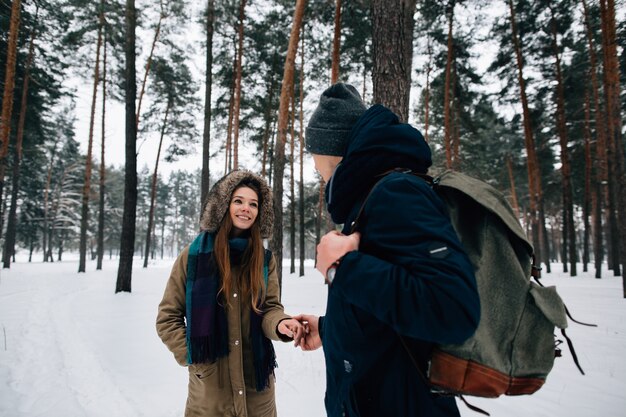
[156,170,304,417]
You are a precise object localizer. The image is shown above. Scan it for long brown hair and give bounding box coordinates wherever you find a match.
[213,181,266,313]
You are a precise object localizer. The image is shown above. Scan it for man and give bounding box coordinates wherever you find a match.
[295,83,480,417]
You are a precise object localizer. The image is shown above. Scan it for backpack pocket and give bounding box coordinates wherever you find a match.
[508,283,567,393]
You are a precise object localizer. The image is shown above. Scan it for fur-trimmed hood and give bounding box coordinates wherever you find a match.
[199,170,274,238]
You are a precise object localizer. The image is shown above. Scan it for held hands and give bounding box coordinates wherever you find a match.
[277,318,305,347]
[293,314,322,351]
[316,231,361,279]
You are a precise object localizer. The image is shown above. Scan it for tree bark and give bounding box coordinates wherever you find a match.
[599,0,620,276]
[231,0,247,171]
[97,25,108,271]
[443,1,455,168]
[201,0,215,212]
[599,0,624,285]
[224,56,236,175]
[0,0,22,216]
[290,88,296,275]
[548,5,576,276]
[582,86,592,274]
[79,2,105,273]
[116,0,138,293]
[43,140,58,262]
[261,77,276,178]
[299,26,305,277]
[331,0,342,83]
[507,0,546,270]
[270,0,307,287]
[144,101,170,268]
[136,1,163,130]
[581,0,607,279]
[2,9,36,269]
[370,0,417,122]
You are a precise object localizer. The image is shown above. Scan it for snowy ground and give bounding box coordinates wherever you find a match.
[0,255,625,417]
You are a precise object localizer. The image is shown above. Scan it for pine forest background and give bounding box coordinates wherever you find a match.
[0,0,624,296]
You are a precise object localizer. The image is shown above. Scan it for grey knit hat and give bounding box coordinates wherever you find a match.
[199,170,274,239]
[305,83,367,156]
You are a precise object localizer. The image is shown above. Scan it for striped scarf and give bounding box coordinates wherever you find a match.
[185,231,277,391]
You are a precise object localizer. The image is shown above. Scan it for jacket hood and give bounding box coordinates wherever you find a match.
[200,170,274,239]
[326,105,432,224]
[342,104,431,166]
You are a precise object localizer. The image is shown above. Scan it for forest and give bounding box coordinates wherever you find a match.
[0,0,624,295]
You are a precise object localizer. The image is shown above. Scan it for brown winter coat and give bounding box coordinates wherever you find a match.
[156,246,291,417]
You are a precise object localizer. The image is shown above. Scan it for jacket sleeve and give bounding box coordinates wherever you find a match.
[332,175,480,345]
[261,254,292,342]
[156,246,189,366]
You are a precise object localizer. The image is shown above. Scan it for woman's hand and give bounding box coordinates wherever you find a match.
[277,318,306,346]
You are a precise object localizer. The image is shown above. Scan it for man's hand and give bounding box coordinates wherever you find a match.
[293,314,322,351]
[316,231,360,279]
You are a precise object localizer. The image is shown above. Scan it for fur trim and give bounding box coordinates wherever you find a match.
[200,170,274,239]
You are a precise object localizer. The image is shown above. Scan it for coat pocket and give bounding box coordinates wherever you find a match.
[189,362,218,380]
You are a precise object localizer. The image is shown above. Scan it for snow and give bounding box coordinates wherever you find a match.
[1,256,625,417]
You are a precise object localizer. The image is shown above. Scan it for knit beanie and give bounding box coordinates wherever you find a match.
[305,83,367,156]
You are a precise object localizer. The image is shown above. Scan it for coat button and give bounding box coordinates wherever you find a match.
[234,340,240,346]
[233,293,238,298]
[238,390,243,395]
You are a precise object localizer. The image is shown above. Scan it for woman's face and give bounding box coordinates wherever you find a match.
[229,186,259,237]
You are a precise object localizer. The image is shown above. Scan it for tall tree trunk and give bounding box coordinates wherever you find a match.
[160,216,165,259]
[599,0,624,285]
[583,86,593,274]
[201,0,215,211]
[331,0,342,83]
[0,0,22,216]
[43,140,58,262]
[116,0,138,293]
[97,28,108,271]
[508,0,546,270]
[224,57,236,175]
[261,77,276,178]
[581,0,607,279]
[270,0,307,287]
[2,9,36,269]
[443,1,455,168]
[136,3,163,130]
[79,2,105,273]
[370,0,417,122]
[144,102,170,268]
[548,5,576,276]
[290,89,296,274]
[299,26,305,277]
[231,0,247,171]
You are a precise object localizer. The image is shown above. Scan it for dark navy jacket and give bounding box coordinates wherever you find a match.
[319,105,480,417]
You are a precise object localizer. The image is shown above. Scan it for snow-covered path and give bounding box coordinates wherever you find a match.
[1,257,625,417]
